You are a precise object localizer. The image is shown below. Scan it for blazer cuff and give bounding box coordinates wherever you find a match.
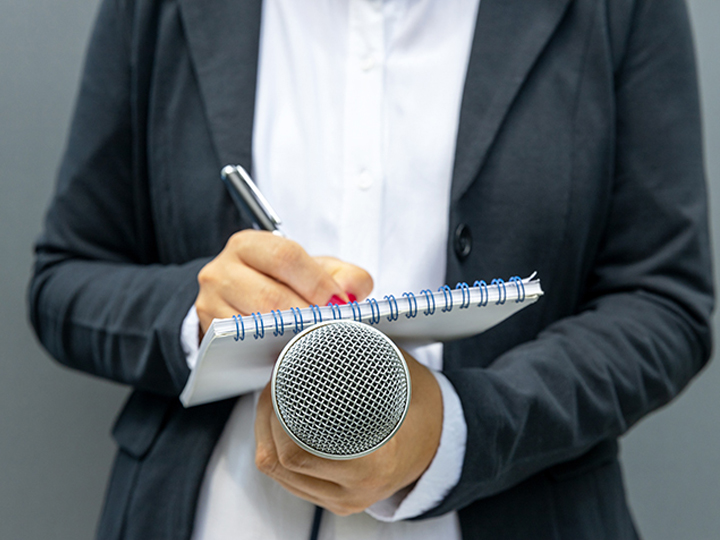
[366,370,467,521]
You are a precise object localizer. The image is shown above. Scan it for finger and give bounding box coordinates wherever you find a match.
[196,263,309,334]
[254,384,284,479]
[256,388,391,514]
[268,404,325,472]
[196,296,244,335]
[231,231,345,306]
[269,474,365,516]
[265,464,377,516]
[267,405,376,485]
[256,387,344,495]
[263,386,348,482]
[260,422,351,507]
[261,459,345,502]
[214,262,311,314]
[314,257,374,301]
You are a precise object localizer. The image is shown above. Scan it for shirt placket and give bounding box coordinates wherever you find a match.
[339,0,385,279]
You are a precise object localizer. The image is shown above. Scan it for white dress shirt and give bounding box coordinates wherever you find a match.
[187,0,480,538]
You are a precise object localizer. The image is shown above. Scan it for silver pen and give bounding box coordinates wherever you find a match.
[221,164,286,237]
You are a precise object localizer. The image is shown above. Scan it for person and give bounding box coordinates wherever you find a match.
[29,0,713,538]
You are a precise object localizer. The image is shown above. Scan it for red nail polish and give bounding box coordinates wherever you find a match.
[328,295,347,306]
[347,293,357,303]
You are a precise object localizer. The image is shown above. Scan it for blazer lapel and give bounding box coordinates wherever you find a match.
[177,0,572,200]
[177,0,263,171]
[452,0,574,202]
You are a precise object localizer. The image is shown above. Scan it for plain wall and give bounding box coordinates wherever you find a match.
[0,0,717,538]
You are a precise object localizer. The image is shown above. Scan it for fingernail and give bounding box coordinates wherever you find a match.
[328,295,347,306]
[347,293,357,303]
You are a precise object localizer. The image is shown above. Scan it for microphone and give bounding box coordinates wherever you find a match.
[271,320,412,460]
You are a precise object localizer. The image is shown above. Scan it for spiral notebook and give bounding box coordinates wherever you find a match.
[180,274,543,406]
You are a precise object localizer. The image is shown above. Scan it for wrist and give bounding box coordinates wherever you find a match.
[397,351,444,487]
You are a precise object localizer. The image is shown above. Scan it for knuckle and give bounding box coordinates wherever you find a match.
[346,460,388,491]
[272,240,304,270]
[276,447,307,471]
[227,230,249,248]
[226,229,261,255]
[325,490,370,517]
[255,447,277,475]
[359,474,384,492]
[197,264,213,286]
[194,297,209,318]
[255,282,284,312]
[307,278,330,303]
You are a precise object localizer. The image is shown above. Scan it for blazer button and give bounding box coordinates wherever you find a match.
[454,223,472,260]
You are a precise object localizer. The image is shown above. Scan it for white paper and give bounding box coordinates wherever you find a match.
[180,277,543,406]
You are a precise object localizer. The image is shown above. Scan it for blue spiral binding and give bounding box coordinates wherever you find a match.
[439,285,453,312]
[420,289,436,316]
[508,276,525,303]
[251,312,265,339]
[402,292,418,318]
[473,280,489,307]
[271,310,284,337]
[290,307,304,334]
[350,301,362,322]
[384,295,399,322]
[456,282,471,309]
[329,303,342,320]
[367,298,380,324]
[310,305,322,325]
[491,278,507,305]
[230,278,523,344]
[233,315,245,341]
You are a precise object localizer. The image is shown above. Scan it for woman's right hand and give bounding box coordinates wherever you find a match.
[195,230,373,336]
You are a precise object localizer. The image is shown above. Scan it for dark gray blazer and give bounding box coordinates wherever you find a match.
[29,0,713,538]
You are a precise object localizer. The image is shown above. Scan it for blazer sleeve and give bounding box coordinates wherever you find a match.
[426,0,714,515]
[28,0,206,397]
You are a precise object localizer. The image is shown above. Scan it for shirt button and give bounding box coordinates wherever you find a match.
[454,223,473,260]
[357,170,374,190]
[360,55,377,72]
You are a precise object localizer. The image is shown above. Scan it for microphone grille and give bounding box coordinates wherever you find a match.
[271,320,411,460]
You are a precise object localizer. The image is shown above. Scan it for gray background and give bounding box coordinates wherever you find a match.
[1,0,718,538]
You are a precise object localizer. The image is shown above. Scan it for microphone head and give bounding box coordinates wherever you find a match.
[271,320,411,460]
